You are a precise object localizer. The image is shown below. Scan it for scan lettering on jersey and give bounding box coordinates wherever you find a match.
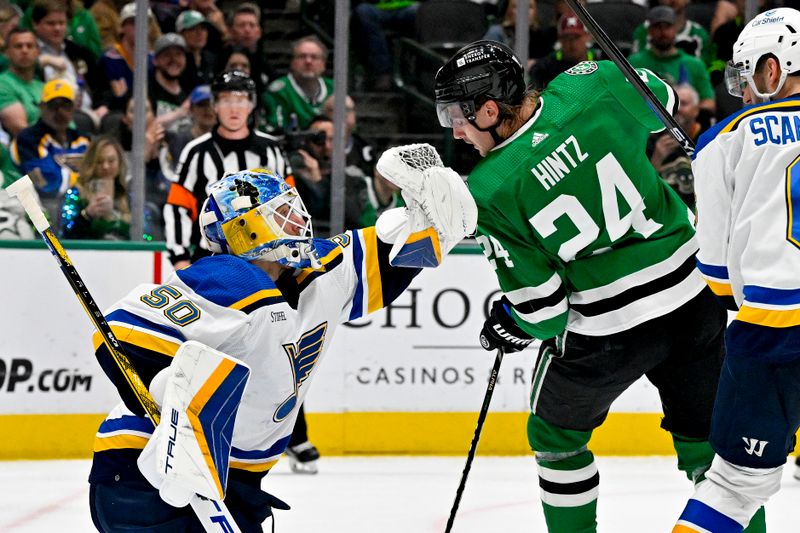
[530,135,589,190]
[749,114,800,146]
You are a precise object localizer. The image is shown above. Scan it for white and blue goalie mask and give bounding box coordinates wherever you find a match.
[199,169,320,269]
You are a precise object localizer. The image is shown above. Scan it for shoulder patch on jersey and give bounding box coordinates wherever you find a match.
[268,78,286,92]
[176,255,285,313]
[565,61,598,76]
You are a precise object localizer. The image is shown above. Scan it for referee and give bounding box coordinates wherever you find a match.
[163,70,293,268]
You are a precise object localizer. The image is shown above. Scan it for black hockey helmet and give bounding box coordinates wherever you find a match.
[211,70,256,99]
[434,40,525,129]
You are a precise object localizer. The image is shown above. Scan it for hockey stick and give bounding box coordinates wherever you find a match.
[563,0,696,158]
[6,176,242,533]
[444,347,505,533]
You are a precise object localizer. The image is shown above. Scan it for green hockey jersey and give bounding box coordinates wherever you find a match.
[469,60,703,339]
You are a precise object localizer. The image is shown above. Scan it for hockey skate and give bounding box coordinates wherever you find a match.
[286,441,320,474]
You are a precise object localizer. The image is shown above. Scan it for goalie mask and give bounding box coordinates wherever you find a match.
[199,169,320,268]
[434,40,525,131]
[726,8,800,100]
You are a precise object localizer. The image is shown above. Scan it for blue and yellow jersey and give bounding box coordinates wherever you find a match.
[693,95,800,359]
[90,228,420,482]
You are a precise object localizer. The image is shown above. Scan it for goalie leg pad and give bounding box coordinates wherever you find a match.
[138,341,251,506]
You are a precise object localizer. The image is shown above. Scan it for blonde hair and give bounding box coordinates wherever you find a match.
[77,136,130,222]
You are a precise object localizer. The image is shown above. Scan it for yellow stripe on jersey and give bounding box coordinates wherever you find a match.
[318,243,343,265]
[737,305,800,327]
[229,288,283,311]
[229,459,279,472]
[672,525,702,533]
[721,100,800,134]
[703,278,733,297]
[93,433,149,452]
[92,326,182,356]
[186,358,236,500]
[362,227,384,313]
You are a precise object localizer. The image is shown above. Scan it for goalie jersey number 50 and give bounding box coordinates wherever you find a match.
[140,286,202,327]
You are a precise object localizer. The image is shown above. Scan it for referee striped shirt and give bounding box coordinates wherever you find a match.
[163,127,292,264]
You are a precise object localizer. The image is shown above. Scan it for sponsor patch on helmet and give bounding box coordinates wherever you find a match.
[566,61,598,76]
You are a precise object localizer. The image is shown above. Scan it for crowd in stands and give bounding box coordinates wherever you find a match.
[0,0,780,245]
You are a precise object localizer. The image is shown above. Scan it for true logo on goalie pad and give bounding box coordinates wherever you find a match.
[165,408,179,473]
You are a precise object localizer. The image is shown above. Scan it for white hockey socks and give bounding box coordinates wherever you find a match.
[675,455,781,531]
[138,341,250,507]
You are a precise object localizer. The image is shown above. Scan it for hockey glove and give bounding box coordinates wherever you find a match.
[479,297,535,353]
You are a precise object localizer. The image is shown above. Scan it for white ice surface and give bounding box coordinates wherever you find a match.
[2,456,799,532]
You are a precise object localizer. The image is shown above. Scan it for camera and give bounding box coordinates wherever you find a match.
[282,129,327,153]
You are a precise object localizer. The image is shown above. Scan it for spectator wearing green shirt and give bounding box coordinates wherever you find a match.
[629,6,715,114]
[631,0,716,69]
[0,27,44,137]
[261,35,334,133]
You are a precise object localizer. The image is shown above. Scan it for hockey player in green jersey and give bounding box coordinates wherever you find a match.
[434,41,766,533]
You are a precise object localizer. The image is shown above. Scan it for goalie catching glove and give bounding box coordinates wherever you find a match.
[480,297,535,353]
[375,143,477,268]
[138,341,251,507]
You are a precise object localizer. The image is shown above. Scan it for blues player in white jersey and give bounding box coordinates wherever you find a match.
[673,8,800,533]
[88,155,476,531]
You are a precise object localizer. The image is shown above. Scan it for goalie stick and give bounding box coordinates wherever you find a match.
[6,176,243,533]
[563,0,696,158]
[444,347,504,533]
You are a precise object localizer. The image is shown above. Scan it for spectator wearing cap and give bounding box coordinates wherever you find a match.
[631,0,715,69]
[163,84,216,181]
[189,0,228,52]
[262,35,334,133]
[629,5,715,114]
[91,0,162,52]
[149,33,191,133]
[10,79,90,227]
[30,0,103,117]
[0,27,44,138]
[529,12,597,92]
[177,9,217,88]
[97,2,155,113]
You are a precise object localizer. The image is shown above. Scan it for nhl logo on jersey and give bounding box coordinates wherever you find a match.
[565,61,598,76]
